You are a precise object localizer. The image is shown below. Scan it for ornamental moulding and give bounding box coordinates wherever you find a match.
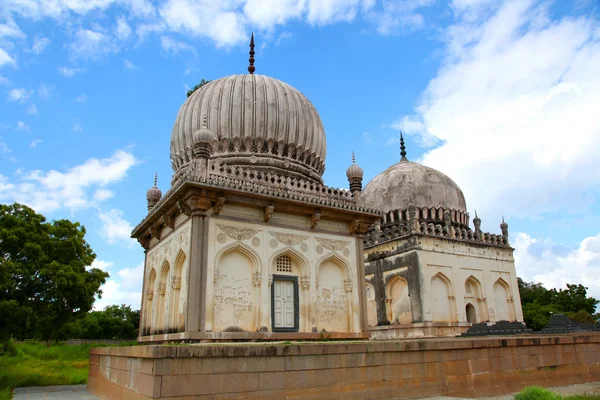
[269,231,308,247]
[217,224,259,241]
[316,237,350,251]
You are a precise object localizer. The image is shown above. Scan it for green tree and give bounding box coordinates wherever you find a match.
[518,277,599,330]
[0,203,109,342]
[186,79,211,97]
[61,305,140,339]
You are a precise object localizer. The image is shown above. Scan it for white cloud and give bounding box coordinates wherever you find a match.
[58,66,84,77]
[160,35,194,55]
[71,118,82,132]
[124,59,139,70]
[16,120,30,132]
[274,31,293,46]
[7,88,31,102]
[75,93,87,103]
[98,208,135,245]
[25,104,38,115]
[395,0,600,223]
[115,16,132,40]
[0,149,138,213]
[29,139,42,147]
[94,188,114,201]
[0,76,9,85]
[0,20,25,39]
[94,262,144,309]
[514,232,600,301]
[68,28,119,60]
[31,36,50,54]
[90,259,114,271]
[38,83,53,99]
[0,48,16,67]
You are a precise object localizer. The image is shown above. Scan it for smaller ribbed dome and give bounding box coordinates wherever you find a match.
[146,186,162,201]
[346,153,363,179]
[193,115,216,144]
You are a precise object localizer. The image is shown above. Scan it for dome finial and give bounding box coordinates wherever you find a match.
[352,151,356,164]
[153,173,157,187]
[248,33,256,74]
[400,132,408,161]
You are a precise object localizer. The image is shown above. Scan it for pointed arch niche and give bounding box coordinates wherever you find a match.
[156,261,171,333]
[430,272,455,322]
[213,244,260,332]
[269,248,309,332]
[169,250,187,332]
[144,268,156,335]
[464,276,487,323]
[317,255,352,332]
[493,278,515,322]
[365,282,377,327]
[385,276,412,324]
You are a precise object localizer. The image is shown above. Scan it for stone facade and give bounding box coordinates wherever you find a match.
[88,334,600,399]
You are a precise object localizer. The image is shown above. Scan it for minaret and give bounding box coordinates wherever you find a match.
[400,132,408,161]
[500,216,509,244]
[473,210,481,239]
[146,173,162,211]
[346,152,364,194]
[193,114,216,159]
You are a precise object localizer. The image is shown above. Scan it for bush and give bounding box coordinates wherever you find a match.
[0,339,18,357]
[515,387,561,400]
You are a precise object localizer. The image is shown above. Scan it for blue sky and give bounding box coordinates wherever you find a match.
[1,0,599,308]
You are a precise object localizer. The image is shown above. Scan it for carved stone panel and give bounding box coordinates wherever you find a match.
[217,225,259,241]
[316,237,350,251]
[269,231,308,247]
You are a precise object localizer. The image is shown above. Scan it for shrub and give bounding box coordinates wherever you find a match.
[515,386,561,400]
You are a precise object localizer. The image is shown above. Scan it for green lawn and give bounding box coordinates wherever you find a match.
[0,340,135,400]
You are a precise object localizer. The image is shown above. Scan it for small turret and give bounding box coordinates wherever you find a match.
[473,210,481,239]
[346,152,364,193]
[500,216,509,244]
[193,114,216,158]
[146,173,162,211]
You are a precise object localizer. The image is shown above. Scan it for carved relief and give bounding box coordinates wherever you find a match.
[271,213,310,228]
[251,237,261,247]
[269,231,308,246]
[217,225,259,241]
[300,276,310,290]
[220,204,262,221]
[316,237,350,251]
[217,233,228,244]
[317,219,347,232]
[269,239,279,249]
[300,242,308,253]
[316,245,324,255]
[343,248,350,258]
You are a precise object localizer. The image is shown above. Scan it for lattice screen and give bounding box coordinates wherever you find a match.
[276,255,292,273]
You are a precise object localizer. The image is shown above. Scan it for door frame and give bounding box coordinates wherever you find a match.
[271,274,300,332]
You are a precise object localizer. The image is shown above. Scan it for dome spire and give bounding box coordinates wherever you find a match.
[146,173,162,212]
[248,33,256,74]
[153,173,157,187]
[400,132,408,161]
[346,151,364,193]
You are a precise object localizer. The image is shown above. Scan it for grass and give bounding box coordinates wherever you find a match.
[515,387,600,400]
[0,340,137,400]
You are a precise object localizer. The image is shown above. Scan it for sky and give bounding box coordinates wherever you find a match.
[1,0,599,310]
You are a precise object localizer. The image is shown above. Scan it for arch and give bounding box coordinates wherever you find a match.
[493,278,514,322]
[365,282,377,327]
[213,246,258,332]
[268,246,310,278]
[464,275,483,298]
[430,272,454,322]
[315,253,352,281]
[385,275,412,324]
[156,260,171,333]
[466,303,477,323]
[144,268,157,335]
[317,256,350,332]
[169,249,186,332]
[215,241,262,274]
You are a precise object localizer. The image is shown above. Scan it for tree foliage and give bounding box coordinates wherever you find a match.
[0,203,109,341]
[186,79,211,97]
[518,278,599,330]
[61,304,140,339]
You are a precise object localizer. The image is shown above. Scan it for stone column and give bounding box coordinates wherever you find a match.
[184,196,212,333]
[355,235,368,332]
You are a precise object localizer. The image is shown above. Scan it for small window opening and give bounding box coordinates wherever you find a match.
[276,255,292,273]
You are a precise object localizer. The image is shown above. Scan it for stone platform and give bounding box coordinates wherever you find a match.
[88,334,600,400]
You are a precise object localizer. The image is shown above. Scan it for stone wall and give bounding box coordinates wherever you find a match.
[88,334,600,400]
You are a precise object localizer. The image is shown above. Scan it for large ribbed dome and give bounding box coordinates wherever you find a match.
[170,74,326,184]
[362,160,467,214]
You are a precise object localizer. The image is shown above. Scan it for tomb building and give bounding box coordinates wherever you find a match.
[358,134,524,339]
[132,36,380,342]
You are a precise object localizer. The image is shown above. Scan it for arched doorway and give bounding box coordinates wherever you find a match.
[466,303,477,323]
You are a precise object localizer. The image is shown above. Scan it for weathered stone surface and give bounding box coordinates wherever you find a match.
[88,334,600,400]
